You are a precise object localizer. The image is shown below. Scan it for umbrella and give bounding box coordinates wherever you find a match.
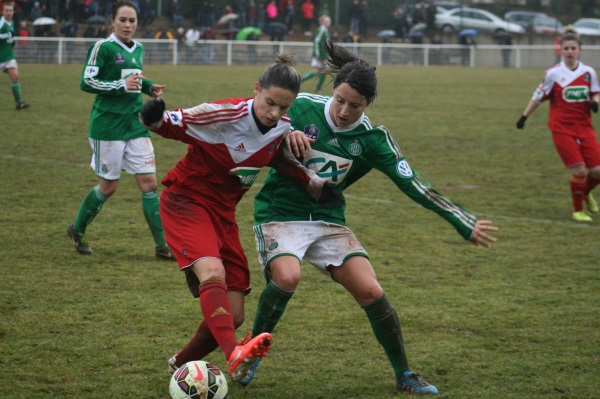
[33,17,57,26]
[217,13,239,27]
[85,15,106,24]
[409,22,427,33]
[263,22,288,38]
[236,26,262,41]
[377,29,396,38]
[459,29,478,37]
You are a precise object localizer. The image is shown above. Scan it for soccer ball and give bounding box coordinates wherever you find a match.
[169,360,229,399]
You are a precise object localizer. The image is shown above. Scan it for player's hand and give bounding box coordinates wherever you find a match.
[318,182,344,209]
[468,220,498,248]
[140,99,165,127]
[151,84,167,99]
[285,130,314,158]
[591,101,599,113]
[516,115,527,129]
[124,73,143,91]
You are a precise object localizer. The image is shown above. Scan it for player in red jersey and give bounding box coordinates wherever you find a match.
[139,53,339,382]
[517,27,600,222]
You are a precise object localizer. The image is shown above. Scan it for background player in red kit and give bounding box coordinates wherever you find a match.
[139,53,338,382]
[516,27,600,222]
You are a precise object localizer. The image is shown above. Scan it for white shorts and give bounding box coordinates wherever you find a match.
[253,221,368,278]
[311,58,324,69]
[89,137,156,181]
[1,59,17,72]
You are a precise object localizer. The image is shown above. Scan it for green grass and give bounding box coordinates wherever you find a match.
[1,63,599,399]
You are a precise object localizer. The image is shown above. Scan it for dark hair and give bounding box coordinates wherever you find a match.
[325,41,377,105]
[258,53,301,96]
[561,26,581,46]
[111,0,138,20]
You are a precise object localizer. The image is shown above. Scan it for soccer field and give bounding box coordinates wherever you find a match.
[1,63,599,399]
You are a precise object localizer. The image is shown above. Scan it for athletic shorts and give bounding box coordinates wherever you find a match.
[311,58,324,69]
[0,59,17,72]
[89,137,156,180]
[552,129,600,169]
[160,189,251,297]
[253,221,368,281]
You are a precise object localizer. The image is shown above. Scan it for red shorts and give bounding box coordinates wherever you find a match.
[551,129,600,169]
[160,189,251,296]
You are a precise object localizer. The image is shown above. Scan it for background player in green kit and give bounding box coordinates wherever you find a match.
[243,42,499,395]
[301,14,330,93]
[0,2,30,110]
[67,0,173,260]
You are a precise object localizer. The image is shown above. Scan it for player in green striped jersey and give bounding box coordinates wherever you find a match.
[67,0,173,260]
[245,42,499,394]
[0,2,30,110]
[301,14,330,93]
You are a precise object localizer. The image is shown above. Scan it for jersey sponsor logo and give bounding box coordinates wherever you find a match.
[229,167,262,189]
[114,53,125,64]
[562,86,589,102]
[84,66,99,78]
[304,149,351,183]
[235,143,247,152]
[348,139,362,156]
[168,110,184,126]
[396,159,413,178]
[121,68,142,93]
[304,124,320,140]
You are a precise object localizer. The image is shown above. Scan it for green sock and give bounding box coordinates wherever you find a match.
[315,73,325,91]
[142,190,166,247]
[301,70,317,82]
[252,280,294,337]
[11,82,22,104]
[73,186,108,234]
[362,294,409,377]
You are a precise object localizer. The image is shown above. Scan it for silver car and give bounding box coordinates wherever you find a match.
[570,18,600,36]
[435,7,526,34]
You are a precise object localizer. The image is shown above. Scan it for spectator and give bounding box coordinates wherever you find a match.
[169,0,183,27]
[393,7,408,41]
[459,32,476,66]
[348,0,360,35]
[495,31,512,68]
[300,0,314,36]
[30,1,44,21]
[139,0,154,26]
[184,26,201,64]
[197,0,214,28]
[59,19,78,63]
[201,25,215,64]
[425,0,436,37]
[265,0,277,25]
[95,23,107,37]
[247,0,257,26]
[280,0,294,34]
[175,26,184,63]
[359,0,368,37]
[155,25,174,64]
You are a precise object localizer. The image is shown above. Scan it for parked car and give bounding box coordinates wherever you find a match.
[435,8,526,34]
[570,18,600,36]
[505,10,547,30]
[530,16,563,34]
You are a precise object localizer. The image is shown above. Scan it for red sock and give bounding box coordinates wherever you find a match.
[585,174,600,195]
[175,321,219,366]
[570,175,587,212]
[198,279,238,359]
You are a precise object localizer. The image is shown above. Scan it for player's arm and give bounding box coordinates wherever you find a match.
[139,98,208,145]
[517,73,552,128]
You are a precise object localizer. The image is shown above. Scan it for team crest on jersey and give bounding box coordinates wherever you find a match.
[396,160,413,178]
[304,124,320,140]
[348,139,362,156]
[268,141,278,155]
[584,72,591,82]
[114,53,125,64]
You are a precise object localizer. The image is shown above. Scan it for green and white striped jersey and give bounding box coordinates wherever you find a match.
[254,93,477,240]
[0,16,14,63]
[312,24,329,60]
[80,33,155,140]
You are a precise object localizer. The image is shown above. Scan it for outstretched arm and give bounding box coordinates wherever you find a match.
[516,99,541,129]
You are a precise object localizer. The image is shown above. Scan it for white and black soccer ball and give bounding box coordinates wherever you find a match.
[169,360,228,399]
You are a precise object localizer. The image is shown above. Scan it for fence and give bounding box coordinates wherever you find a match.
[11,37,600,69]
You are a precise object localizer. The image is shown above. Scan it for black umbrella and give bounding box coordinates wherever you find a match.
[263,22,288,39]
[85,15,106,24]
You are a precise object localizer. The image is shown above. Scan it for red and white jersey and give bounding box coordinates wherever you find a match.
[154,97,291,214]
[533,61,600,136]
